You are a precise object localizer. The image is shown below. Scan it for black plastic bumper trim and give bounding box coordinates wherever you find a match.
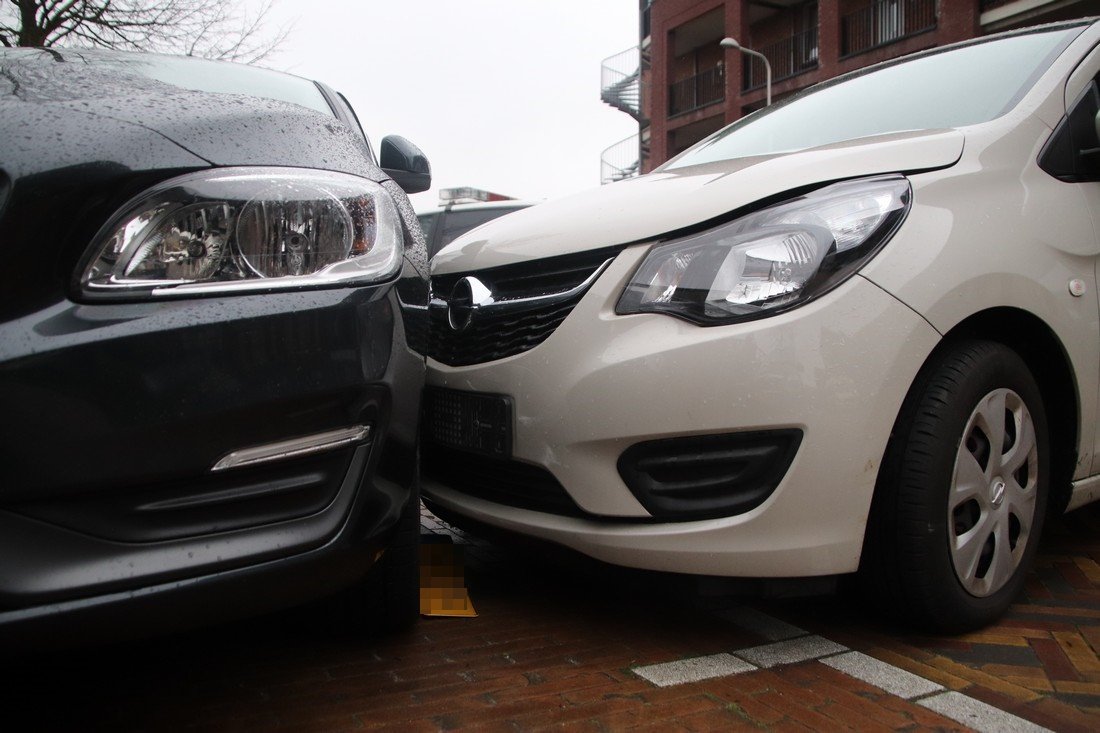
[617,429,803,521]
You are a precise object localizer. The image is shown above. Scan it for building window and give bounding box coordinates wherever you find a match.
[669,64,725,115]
[666,7,725,116]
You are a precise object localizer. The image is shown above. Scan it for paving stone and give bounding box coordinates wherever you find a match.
[821,651,943,700]
[734,634,847,668]
[632,653,756,687]
[919,691,1052,733]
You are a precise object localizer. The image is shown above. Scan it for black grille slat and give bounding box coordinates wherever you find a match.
[429,247,621,366]
[433,300,577,365]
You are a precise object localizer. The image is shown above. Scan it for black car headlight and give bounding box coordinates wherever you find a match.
[616,176,911,325]
[80,167,403,299]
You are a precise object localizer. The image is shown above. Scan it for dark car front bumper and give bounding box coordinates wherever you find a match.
[0,278,425,647]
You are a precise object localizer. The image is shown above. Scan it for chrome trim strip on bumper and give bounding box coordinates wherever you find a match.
[428,257,615,314]
[211,425,371,472]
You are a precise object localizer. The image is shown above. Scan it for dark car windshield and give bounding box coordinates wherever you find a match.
[666,25,1084,169]
[95,53,334,116]
[0,48,334,117]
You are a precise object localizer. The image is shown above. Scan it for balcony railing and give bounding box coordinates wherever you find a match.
[743,27,819,91]
[668,66,724,116]
[842,0,936,57]
[601,45,646,122]
[601,133,642,184]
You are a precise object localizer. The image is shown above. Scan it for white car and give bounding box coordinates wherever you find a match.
[422,20,1100,631]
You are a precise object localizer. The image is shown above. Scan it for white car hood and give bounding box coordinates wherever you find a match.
[432,128,964,274]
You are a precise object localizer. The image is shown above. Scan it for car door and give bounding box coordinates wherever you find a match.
[1056,42,1100,480]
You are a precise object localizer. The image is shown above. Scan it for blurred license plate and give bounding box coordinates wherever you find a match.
[424,388,513,458]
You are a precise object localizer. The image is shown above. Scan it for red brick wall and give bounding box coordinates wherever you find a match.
[670,51,696,82]
[751,11,797,48]
[938,0,981,43]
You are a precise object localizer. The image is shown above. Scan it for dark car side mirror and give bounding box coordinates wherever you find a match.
[380,135,431,194]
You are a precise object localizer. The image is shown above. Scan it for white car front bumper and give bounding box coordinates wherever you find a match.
[424,244,941,577]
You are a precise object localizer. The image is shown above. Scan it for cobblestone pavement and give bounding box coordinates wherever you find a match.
[8,502,1100,731]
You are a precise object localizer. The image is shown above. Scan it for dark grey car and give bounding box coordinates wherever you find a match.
[0,49,430,647]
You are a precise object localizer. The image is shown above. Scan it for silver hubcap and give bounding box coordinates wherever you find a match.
[949,388,1038,598]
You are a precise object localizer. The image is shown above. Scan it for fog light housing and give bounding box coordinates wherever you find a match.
[617,430,803,520]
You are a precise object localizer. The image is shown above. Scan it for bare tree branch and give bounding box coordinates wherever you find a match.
[0,0,291,63]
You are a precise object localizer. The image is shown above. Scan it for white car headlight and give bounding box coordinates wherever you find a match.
[80,167,403,299]
[616,176,911,325]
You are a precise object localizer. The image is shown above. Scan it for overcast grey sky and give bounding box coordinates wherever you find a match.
[252,1,640,209]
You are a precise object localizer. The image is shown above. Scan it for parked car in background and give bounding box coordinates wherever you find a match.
[422,20,1100,631]
[417,188,533,259]
[0,48,431,647]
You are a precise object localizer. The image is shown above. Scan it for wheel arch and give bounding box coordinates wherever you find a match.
[863,307,1077,576]
[919,307,1079,515]
[859,326,1064,630]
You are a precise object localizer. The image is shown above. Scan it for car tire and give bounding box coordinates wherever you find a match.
[862,340,1049,632]
[339,492,421,635]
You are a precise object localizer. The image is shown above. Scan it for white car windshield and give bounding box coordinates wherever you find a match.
[666,24,1084,169]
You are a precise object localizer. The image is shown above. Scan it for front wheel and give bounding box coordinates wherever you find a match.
[329,491,421,636]
[862,340,1049,632]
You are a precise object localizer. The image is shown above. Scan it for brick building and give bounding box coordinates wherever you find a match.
[599,0,1100,182]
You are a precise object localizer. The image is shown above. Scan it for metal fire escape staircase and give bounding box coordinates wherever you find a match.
[602,66,642,118]
[600,46,648,184]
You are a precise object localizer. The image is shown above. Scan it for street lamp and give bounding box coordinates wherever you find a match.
[720,37,771,107]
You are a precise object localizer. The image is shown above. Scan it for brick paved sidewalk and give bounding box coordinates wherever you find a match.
[6,503,1100,731]
[416,502,1100,732]
[757,505,1100,732]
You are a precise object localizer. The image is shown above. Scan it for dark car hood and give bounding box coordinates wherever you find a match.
[0,49,423,325]
[0,48,383,181]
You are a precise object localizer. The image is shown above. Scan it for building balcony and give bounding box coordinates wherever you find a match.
[743,27,819,92]
[668,66,724,117]
[842,0,937,57]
